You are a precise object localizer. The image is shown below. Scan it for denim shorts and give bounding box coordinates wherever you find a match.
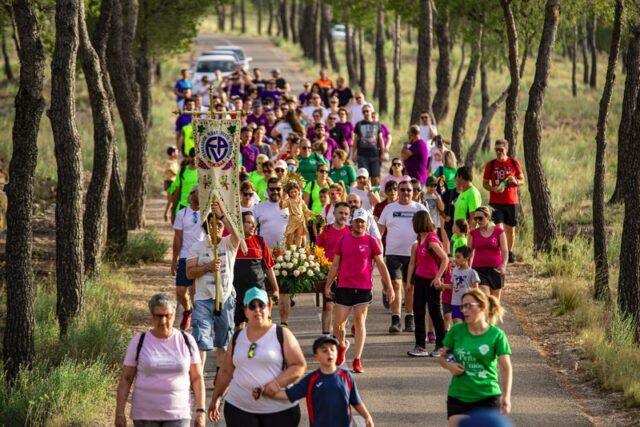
[175,258,192,287]
[191,296,235,351]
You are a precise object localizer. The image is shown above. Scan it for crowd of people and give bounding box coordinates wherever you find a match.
[117,63,523,427]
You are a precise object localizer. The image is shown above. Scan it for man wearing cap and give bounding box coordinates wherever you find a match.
[272,68,287,90]
[325,208,394,373]
[349,168,380,212]
[402,125,429,186]
[378,180,427,334]
[171,186,206,330]
[346,193,382,241]
[247,101,269,128]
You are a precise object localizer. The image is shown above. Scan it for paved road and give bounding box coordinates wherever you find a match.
[189,32,593,427]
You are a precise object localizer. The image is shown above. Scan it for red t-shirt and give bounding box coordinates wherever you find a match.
[315,224,351,262]
[236,235,274,268]
[335,233,382,290]
[483,157,522,205]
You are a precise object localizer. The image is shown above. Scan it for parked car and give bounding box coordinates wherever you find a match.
[203,46,252,70]
[331,24,347,41]
[191,54,237,84]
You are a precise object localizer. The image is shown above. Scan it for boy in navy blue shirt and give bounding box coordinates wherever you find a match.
[268,335,374,427]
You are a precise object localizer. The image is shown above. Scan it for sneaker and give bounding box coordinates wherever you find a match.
[352,358,365,373]
[508,251,516,264]
[290,299,296,307]
[407,345,430,357]
[336,340,350,366]
[180,310,192,330]
[430,347,443,357]
[388,316,402,333]
[427,332,436,344]
[382,292,390,309]
[403,315,415,332]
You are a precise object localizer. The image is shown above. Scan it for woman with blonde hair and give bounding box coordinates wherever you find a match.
[434,149,458,192]
[439,288,512,426]
[329,149,356,192]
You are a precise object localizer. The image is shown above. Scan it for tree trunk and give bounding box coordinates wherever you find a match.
[450,24,482,162]
[519,30,532,78]
[267,0,273,36]
[465,88,510,167]
[79,0,115,278]
[572,22,577,97]
[1,29,13,81]
[375,4,387,114]
[393,13,401,127]
[230,0,236,31]
[107,0,148,230]
[289,0,296,43]
[257,0,262,35]
[522,0,559,253]
[135,27,152,130]
[610,26,640,205]
[311,1,320,63]
[581,18,589,84]
[217,1,226,31]
[2,0,45,383]
[593,0,623,302]
[480,59,491,152]
[501,0,520,158]
[432,5,451,124]
[50,0,84,336]
[410,0,432,125]
[324,3,339,72]
[407,23,412,44]
[241,0,246,34]
[345,23,357,86]
[107,147,128,255]
[453,42,465,87]
[358,28,366,93]
[318,0,328,69]
[279,0,288,40]
[589,14,597,88]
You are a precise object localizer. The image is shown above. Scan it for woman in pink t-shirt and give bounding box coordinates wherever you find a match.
[468,206,509,299]
[116,293,205,427]
[406,210,449,358]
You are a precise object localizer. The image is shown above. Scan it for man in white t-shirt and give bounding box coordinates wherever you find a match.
[348,91,373,126]
[349,168,380,213]
[419,111,438,147]
[253,178,289,249]
[186,203,240,371]
[377,180,427,334]
[171,187,205,330]
[301,93,328,122]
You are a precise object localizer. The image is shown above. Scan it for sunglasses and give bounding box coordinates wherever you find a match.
[392,163,402,167]
[399,188,412,193]
[412,188,421,192]
[248,342,257,359]
[301,147,311,150]
[461,302,481,311]
[420,115,430,119]
[474,216,485,222]
[243,192,254,197]
[328,117,337,120]
[192,212,198,224]
[318,169,329,174]
[268,187,282,192]
[248,301,266,311]
[495,148,505,153]
[275,168,285,173]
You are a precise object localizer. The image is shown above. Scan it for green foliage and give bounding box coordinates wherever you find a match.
[117,229,169,265]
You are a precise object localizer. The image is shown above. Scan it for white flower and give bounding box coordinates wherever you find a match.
[284,254,291,262]
[274,263,281,269]
[299,248,306,255]
[274,270,280,276]
[276,256,283,262]
[315,267,320,273]
[282,270,288,277]
[293,270,300,277]
[303,262,309,268]
[307,270,314,276]
[288,262,294,269]
[290,245,297,251]
[285,250,292,257]
[309,255,315,261]
[300,266,307,273]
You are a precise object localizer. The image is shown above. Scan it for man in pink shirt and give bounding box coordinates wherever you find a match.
[316,202,351,335]
[324,208,395,374]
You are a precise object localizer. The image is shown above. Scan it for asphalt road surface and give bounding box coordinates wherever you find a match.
[189,32,593,427]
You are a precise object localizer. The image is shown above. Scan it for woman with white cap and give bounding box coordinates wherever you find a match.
[208,287,306,426]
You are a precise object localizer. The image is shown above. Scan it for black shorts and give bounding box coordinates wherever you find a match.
[447,395,501,418]
[490,203,518,227]
[175,258,192,287]
[386,255,410,282]
[335,287,373,307]
[442,303,452,315]
[475,267,504,290]
[357,156,381,179]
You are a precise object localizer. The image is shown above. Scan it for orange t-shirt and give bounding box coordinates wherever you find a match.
[316,79,333,89]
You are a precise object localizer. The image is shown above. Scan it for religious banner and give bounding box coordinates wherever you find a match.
[193,118,247,253]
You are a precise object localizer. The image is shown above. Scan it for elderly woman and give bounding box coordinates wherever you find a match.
[208,287,306,426]
[116,293,205,427]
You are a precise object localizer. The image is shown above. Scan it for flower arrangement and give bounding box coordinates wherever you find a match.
[272,244,331,297]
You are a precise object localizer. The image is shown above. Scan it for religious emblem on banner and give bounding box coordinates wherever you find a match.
[194,119,246,253]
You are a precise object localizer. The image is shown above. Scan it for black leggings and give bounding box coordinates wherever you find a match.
[413,275,446,348]
[224,401,301,427]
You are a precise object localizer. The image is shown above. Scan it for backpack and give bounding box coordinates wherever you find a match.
[135,330,193,362]
[231,325,286,370]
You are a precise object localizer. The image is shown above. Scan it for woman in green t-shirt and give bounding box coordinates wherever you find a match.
[329,149,356,193]
[434,150,458,191]
[439,288,512,426]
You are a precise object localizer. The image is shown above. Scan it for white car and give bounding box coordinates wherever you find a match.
[331,24,347,41]
[204,46,252,70]
[191,54,238,84]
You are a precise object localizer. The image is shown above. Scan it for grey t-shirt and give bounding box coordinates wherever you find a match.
[451,267,481,305]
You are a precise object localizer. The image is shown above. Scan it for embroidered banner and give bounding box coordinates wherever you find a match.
[193,118,246,253]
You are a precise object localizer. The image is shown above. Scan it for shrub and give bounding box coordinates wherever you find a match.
[118,230,169,265]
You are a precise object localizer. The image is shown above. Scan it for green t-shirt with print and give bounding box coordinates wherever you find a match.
[434,166,457,190]
[168,166,198,213]
[454,185,482,221]
[329,165,356,193]
[249,171,268,201]
[298,153,329,184]
[304,180,329,214]
[443,322,511,402]
[182,124,195,156]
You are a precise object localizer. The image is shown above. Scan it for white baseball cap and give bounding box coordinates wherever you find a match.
[352,208,368,222]
[356,168,369,178]
[275,160,288,170]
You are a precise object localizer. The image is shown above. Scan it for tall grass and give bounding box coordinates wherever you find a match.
[116,229,170,266]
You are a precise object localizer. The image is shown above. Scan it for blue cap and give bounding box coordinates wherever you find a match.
[458,410,513,427]
[243,287,269,306]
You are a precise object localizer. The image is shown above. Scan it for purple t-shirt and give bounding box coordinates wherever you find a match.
[175,114,192,132]
[299,91,311,105]
[404,139,429,185]
[260,89,282,106]
[322,137,339,161]
[241,143,261,172]
[247,113,269,128]
[335,121,354,146]
[380,123,390,147]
